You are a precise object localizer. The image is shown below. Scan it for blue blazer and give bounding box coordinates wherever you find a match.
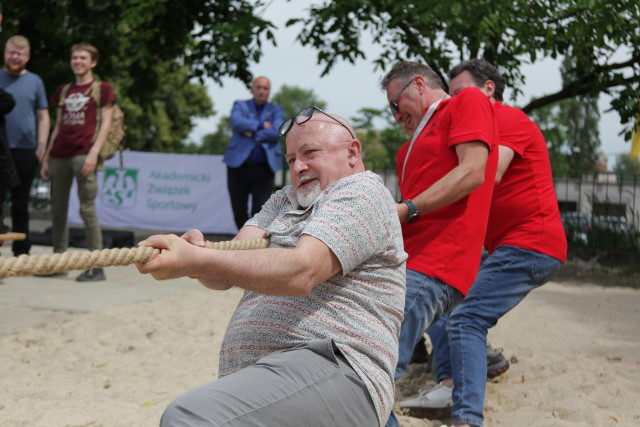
[223,99,284,173]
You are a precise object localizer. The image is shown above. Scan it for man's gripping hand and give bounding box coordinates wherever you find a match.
[136,232,206,280]
[180,229,214,249]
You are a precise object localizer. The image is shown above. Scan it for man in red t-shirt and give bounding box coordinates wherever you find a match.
[380,61,498,427]
[41,43,115,281]
[403,59,567,427]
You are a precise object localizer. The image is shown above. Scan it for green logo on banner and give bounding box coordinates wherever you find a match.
[101,167,139,208]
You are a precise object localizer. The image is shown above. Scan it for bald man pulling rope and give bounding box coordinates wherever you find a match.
[137,107,407,427]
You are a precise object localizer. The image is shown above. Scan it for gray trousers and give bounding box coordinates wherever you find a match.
[160,339,379,427]
[49,155,102,252]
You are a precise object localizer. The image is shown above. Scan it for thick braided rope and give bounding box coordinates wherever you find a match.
[0,238,269,279]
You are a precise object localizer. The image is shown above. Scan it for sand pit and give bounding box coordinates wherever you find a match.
[0,248,639,426]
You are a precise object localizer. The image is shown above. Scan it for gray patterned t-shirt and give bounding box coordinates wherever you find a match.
[219,171,407,425]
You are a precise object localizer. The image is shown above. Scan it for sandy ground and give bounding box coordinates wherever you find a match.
[1,243,639,426]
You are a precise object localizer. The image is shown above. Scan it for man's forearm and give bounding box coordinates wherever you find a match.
[409,141,489,216]
[192,241,336,296]
[412,163,484,215]
[43,125,60,161]
[36,110,50,149]
[139,233,340,297]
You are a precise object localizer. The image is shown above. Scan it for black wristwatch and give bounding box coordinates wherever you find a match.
[403,199,419,223]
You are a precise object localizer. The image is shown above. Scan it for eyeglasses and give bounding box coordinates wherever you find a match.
[280,106,355,139]
[4,50,28,58]
[389,78,414,115]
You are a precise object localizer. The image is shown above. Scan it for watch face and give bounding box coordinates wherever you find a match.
[404,200,418,223]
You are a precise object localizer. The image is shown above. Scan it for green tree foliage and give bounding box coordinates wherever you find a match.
[529,57,601,175]
[2,0,276,94]
[530,96,600,176]
[527,106,570,172]
[351,108,405,171]
[613,154,640,181]
[1,0,275,151]
[121,62,214,152]
[185,116,232,155]
[288,0,640,138]
[270,84,327,119]
[561,96,601,173]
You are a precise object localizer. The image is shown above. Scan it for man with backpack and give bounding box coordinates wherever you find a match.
[41,42,114,281]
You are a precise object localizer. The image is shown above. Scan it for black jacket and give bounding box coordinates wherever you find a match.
[0,86,18,188]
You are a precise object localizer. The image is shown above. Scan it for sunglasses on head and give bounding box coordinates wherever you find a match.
[279,106,355,139]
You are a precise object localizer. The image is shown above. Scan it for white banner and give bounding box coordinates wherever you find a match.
[68,151,237,235]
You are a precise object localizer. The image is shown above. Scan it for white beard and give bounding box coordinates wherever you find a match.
[296,181,322,208]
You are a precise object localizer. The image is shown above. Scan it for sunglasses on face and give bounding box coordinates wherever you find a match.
[279,106,355,139]
[389,79,414,115]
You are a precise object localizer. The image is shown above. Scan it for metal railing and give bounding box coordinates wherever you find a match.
[367,163,640,252]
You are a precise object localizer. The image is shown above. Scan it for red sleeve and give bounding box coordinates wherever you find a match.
[447,87,495,151]
[494,103,538,157]
[100,82,116,107]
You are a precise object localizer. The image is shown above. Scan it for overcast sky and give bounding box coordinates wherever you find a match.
[189,0,632,169]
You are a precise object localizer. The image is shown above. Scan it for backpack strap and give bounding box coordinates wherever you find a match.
[57,83,73,108]
[90,81,102,144]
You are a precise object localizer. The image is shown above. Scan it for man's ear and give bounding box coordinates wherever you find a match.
[483,80,495,98]
[347,139,362,166]
[414,75,426,95]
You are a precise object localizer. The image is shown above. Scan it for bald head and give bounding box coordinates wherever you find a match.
[285,113,364,208]
[251,76,271,106]
[305,112,355,140]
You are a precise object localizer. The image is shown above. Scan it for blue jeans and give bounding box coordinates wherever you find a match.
[386,269,463,427]
[430,245,563,427]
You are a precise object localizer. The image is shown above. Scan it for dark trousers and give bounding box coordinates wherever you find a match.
[227,163,274,230]
[0,148,38,255]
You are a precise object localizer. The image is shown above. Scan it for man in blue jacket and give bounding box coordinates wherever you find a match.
[223,76,284,230]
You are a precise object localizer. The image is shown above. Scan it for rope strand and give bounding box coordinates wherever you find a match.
[0,238,269,279]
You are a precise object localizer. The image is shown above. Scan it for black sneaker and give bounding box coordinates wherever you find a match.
[76,268,106,282]
[487,347,510,378]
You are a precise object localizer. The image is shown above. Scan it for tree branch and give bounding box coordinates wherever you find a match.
[522,74,638,113]
[396,20,449,85]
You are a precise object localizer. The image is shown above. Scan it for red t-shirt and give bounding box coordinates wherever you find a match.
[396,87,497,295]
[485,102,567,262]
[49,80,115,158]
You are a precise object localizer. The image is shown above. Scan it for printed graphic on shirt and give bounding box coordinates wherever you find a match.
[62,92,91,126]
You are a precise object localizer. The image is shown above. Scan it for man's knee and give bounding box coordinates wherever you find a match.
[159,400,182,427]
[160,395,205,427]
